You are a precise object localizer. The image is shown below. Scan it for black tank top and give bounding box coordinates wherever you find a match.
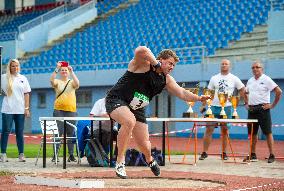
[107,68,166,110]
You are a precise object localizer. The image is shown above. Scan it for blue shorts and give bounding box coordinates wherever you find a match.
[207,106,232,129]
[211,106,232,118]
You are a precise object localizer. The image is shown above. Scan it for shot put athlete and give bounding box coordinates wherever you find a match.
[105,46,210,179]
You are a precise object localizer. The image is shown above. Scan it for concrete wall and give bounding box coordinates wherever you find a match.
[27,68,125,89]
[17,1,97,56]
[15,0,23,11]
[24,60,284,89]
[0,40,18,61]
[17,20,52,53]
[23,0,36,7]
[0,0,5,10]
[268,11,284,41]
[47,6,97,42]
[0,60,283,140]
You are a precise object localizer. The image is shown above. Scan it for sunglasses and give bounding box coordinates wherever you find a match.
[251,66,262,69]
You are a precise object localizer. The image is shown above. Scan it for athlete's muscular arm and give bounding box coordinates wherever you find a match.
[166,75,210,102]
[134,46,157,67]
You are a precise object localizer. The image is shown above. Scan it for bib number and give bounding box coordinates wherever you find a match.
[129,92,149,110]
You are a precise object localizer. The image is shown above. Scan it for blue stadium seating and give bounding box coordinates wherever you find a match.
[96,0,128,15]
[271,0,284,11]
[0,10,47,35]
[18,0,270,74]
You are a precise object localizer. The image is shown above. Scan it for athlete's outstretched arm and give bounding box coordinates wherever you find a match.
[166,75,210,102]
[134,46,157,66]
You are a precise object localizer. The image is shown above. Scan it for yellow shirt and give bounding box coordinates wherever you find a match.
[53,79,77,112]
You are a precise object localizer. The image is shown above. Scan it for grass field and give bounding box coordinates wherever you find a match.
[6,144,57,158]
[5,143,192,158]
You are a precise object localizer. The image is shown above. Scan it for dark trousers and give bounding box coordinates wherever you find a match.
[247,105,272,135]
[1,113,25,154]
[53,110,77,155]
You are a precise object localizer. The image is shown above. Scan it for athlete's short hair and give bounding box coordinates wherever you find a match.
[157,49,179,62]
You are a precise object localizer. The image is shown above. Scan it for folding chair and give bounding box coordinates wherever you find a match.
[65,121,81,165]
[35,120,61,166]
[35,120,81,166]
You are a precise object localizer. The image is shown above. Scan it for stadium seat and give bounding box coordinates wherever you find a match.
[17,0,270,72]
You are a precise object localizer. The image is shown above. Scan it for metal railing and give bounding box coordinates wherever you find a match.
[0,31,17,41]
[18,5,65,33]
[18,45,208,75]
[19,61,129,75]
[173,46,207,65]
[18,0,96,34]
[48,0,96,30]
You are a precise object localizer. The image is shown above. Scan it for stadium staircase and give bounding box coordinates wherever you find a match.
[207,24,284,63]
[19,0,139,65]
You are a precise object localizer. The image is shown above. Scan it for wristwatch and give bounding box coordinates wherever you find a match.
[54,68,59,73]
[153,61,161,69]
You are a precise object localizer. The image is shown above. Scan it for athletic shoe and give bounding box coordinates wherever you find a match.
[243,153,258,162]
[18,153,26,162]
[221,152,228,160]
[149,160,160,176]
[267,154,275,163]
[0,153,8,162]
[51,155,60,163]
[199,152,208,160]
[115,162,127,179]
[67,155,77,162]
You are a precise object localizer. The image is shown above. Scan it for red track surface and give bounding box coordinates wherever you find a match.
[1,134,283,190]
[7,134,284,160]
[0,170,284,190]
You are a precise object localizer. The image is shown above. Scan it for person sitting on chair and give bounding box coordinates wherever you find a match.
[77,97,117,157]
[90,97,117,153]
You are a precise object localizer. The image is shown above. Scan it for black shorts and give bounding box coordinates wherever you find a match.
[247,104,272,135]
[105,95,147,124]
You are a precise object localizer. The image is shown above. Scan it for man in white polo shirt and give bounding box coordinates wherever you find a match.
[244,61,282,163]
[199,59,245,160]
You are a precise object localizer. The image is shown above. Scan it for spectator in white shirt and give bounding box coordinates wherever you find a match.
[0,59,31,163]
[77,98,116,157]
[89,98,115,153]
[244,61,282,163]
[90,98,108,117]
[90,98,112,131]
[199,59,245,161]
